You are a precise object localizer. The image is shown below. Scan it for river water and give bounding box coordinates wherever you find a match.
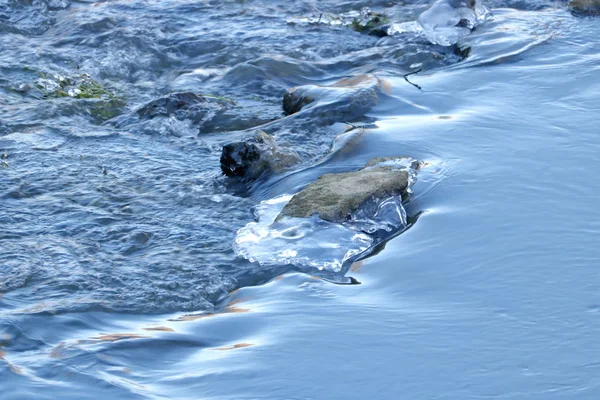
[1,0,600,398]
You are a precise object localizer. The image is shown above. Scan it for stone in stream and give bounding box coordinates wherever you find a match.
[277,157,420,223]
[233,157,420,272]
[282,74,385,124]
[202,106,277,133]
[348,9,391,38]
[136,92,227,122]
[569,0,600,15]
[26,72,127,122]
[233,157,420,273]
[136,92,276,133]
[220,123,376,182]
[220,130,300,180]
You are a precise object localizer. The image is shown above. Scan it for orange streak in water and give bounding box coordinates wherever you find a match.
[351,260,364,272]
[214,343,254,351]
[142,326,175,332]
[92,334,149,342]
[0,350,24,375]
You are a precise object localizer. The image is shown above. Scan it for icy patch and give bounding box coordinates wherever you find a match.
[235,196,373,272]
[387,21,423,36]
[365,157,420,194]
[140,116,199,137]
[286,7,386,31]
[286,2,490,46]
[417,0,492,46]
[448,8,566,69]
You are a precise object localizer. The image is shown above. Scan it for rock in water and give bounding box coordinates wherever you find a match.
[417,0,490,46]
[282,90,314,115]
[220,130,300,180]
[569,0,600,15]
[278,157,419,222]
[282,74,383,124]
[233,157,420,272]
[136,92,225,122]
[135,92,275,133]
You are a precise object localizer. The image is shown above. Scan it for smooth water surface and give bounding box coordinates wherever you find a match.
[1,0,600,399]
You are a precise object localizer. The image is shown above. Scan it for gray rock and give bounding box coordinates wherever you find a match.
[277,157,418,222]
[136,92,275,133]
[136,92,226,123]
[220,131,300,180]
[282,90,314,115]
[203,105,276,133]
[569,0,600,15]
[282,74,384,124]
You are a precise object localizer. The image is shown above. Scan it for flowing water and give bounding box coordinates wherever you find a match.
[1,0,600,398]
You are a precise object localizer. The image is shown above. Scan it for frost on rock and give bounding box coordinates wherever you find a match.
[417,0,492,46]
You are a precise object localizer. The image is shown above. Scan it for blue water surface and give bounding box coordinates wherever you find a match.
[1,0,600,399]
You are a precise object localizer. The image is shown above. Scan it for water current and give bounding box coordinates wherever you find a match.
[1,0,600,398]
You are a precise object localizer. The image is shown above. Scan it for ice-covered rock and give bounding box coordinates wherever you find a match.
[417,0,491,46]
[234,157,419,272]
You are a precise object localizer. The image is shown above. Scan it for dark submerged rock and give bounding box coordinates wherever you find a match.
[136,92,225,122]
[569,0,600,15]
[366,23,392,38]
[136,92,276,133]
[221,141,261,178]
[349,12,391,37]
[282,74,383,124]
[282,90,314,115]
[203,106,277,133]
[220,131,300,180]
[277,157,418,222]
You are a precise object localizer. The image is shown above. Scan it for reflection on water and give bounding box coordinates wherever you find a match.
[174,298,252,322]
[89,334,149,343]
[214,343,254,351]
[142,326,175,333]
